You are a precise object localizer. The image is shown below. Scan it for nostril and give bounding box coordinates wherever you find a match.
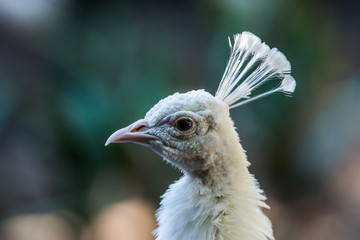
[129,119,150,132]
[130,124,147,132]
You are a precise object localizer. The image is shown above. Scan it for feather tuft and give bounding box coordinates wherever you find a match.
[215,32,296,108]
[279,75,296,95]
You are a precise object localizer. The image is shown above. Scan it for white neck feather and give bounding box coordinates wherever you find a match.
[154,118,274,240]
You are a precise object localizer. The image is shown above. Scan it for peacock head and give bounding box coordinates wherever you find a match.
[105,32,296,175]
[105,90,230,175]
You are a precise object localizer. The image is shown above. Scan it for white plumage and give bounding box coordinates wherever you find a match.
[106,32,296,240]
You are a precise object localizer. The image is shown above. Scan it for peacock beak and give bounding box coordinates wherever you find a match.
[105,119,158,146]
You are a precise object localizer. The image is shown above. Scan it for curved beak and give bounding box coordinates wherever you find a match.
[105,119,158,146]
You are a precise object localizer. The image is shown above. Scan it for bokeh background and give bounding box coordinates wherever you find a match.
[0,0,359,239]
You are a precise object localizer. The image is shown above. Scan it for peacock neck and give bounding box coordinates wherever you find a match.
[179,138,274,240]
[188,134,251,197]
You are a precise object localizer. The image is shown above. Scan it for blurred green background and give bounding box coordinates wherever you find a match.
[0,0,359,239]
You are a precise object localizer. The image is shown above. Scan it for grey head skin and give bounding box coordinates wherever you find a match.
[105,89,230,177]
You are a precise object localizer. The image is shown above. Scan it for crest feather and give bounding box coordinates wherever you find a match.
[215,32,296,108]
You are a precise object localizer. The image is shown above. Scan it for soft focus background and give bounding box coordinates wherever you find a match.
[0,0,359,239]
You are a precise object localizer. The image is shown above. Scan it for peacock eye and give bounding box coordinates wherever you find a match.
[174,118,194,132]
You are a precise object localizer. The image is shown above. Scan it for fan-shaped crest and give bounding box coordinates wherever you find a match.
[215,32,296,108]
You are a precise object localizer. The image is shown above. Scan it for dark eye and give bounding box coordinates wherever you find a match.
[174,118,194,132]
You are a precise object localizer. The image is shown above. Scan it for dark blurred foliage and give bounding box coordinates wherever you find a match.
[0,0,359,239]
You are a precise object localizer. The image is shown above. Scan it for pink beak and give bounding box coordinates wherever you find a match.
[105,119,158,146]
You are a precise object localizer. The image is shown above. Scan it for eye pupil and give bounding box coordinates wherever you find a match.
[176,119,193,132]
